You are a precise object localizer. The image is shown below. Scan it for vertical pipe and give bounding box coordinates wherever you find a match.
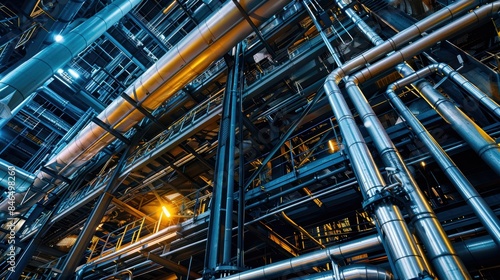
[0,0,141,116]
[389,63,500,248]
[337,3,469,277]
[323,80,428,279]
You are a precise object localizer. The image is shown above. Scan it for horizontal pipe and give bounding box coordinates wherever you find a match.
[0,0,141,117]
[0,0,292,216]
[292,264,393,280]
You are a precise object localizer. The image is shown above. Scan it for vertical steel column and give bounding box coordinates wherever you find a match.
[0,0,141,117]
[223,44,241,265]
[204,49,238,276]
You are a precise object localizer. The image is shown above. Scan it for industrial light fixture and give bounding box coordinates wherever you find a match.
[67,68,80,79]
[162,205,171,218]
[54,34,64,42]
[328,139,338,153]
[56,69,64,74]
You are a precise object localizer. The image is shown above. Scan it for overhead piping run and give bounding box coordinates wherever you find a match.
[218,234,383,280]
[0,0,141,117]
[393,63,500,176]
[386,64,500,249]
[291,264,393,280]
[336,1,470,278]
[0,0,293,215]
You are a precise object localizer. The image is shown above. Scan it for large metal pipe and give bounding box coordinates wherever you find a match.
[337,2,470,278]
[388,63,500,248]
[436,64,500,119]
[394,64,500,176]
[219,234,382,280]
[292,264,393,280]
[0,0,141,117]
[0,0,292,215]
[324,74,429,280]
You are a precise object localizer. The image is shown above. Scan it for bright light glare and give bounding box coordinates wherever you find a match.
[162,206,171,218]
[67,68,80,78]
[57,69,64,74]
[54,34,64,42]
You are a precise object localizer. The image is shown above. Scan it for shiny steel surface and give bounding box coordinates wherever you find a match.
[324,76,427,279]
[389,63,500,249]
[0,0,140,115]
[3,0,292,215]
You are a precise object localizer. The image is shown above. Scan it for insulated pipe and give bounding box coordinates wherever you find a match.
[324,75,429,280]
[344,81,468,279]
[0,0,141,117]
[291,264,393,280]
[328,0,481,84]
[0,0,292,215]
[389,63,500,248]
[337,3,469,278]
[218,234,383,280]
[436,64,500,119]
[394,63,500,176]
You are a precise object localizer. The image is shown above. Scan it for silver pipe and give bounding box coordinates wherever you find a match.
[0,0,141,117]
[327,0,481,84]
[292,264,393,280]
[218,234,382,280]
[389,63,500,248]
[436,63,500,119]
[395,63,500,176]
[338,3,469,278]
[324,75,428,280]
[0,0,292,214]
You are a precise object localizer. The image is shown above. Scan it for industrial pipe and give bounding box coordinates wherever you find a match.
[0,0,141,117]
[291,264,393,280]
[394,63,500,176]
[0,0,292,215]
[337,2,470,277]
[388,63,500,248]
[218,234,382,280]
[324,74,429,279]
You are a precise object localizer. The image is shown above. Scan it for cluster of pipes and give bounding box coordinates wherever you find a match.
[1,0,500,278]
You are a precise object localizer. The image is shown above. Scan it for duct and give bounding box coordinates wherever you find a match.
[0,92,36,131]
[1,0,292,217]
[291,264,393,280]
[393,63,500,176]
[218,234,382,280]
[0,0,141,117]
[388,63,500,248]
[0,159,35,193]
[337,3,470,278]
